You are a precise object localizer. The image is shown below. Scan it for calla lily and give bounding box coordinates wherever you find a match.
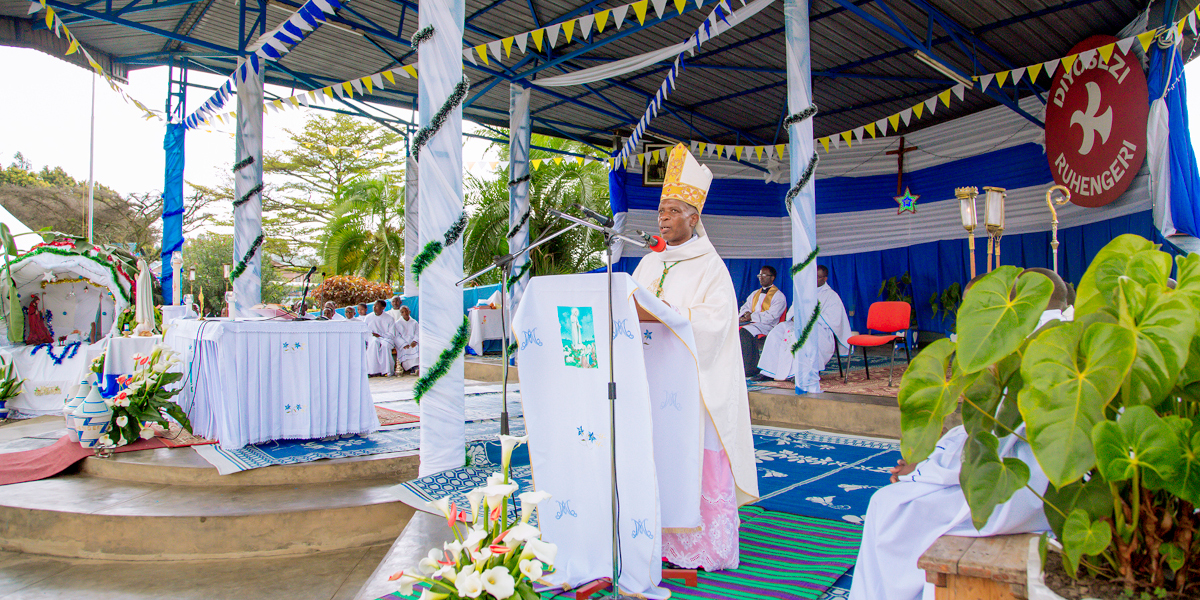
[521,538,558,566]
[481,566,516,599]
[505,522,541,543]
[465,489,484,523]
[435,564,457,582]
[487,544,512,555]
[98,434,113,447]
[455,570,484,598]
[479,483,518,510]
[139,426,155,440]
[486,472,506,487]
[518,558,544,581]
[419,590,449,600]
[418,548,441,575]
[444,540,464,557]
[499,434,528,476]
[115,415,129,428]
[428,497,452,522]
[471,546,494,564]
[517,490,551,523]
[462,528,488,551]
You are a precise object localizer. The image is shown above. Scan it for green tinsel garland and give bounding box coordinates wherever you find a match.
[410,25,434,48]
[507,172,531,188]
[506,341,518,356]
[229,233,265,284]
[411,77,470,161]
[232,156,255,172]
[413,315,471,403]
[784,152,819,209]
[411,213,469,284]
[233,183,263,208]
[506,260,532,291]
[791,302,822,355]
[782,104,818,128]
[506,210,530,239]
[17,246,132,304]
[790,246,820,277]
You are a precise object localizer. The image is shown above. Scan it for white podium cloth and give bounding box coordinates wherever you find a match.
[466,308,504,354]
[3,341,99,415]
[513,273,702,599]
[165,319,377,449]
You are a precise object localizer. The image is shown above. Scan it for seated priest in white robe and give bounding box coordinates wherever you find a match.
[850,270,1071,600]
[737,266,786,376]
[632,143,760,571]
[758,265,852,381]
[392,305,419,374]
[345,306,359,321]
[322,301,346,320]
[364,300,396,377]
[386,296,405,322]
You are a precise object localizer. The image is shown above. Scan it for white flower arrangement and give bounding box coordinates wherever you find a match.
[390,435,556,600]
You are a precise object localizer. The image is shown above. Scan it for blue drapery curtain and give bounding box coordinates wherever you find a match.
[1148,42,1200,237]
[160,123,186,304]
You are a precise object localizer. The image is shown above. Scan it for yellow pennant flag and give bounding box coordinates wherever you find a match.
[576,157,584,166]
[697,142,707,155]
[328,145,338,155]
[888,113,900,131]
[503,37,515,57]
[324,87,335,99]
[736,146,745,160]
[1061,53,1077,74]
[774,143,785,157]
[841,131,853,147]
[912,102,924,119]
[273,99,284,110]
[938,88,952,107]
[674,0,686,14]
[342,82,354,97]
[289,96,300,108]
[382,70,395,85]
[1137,31,1155,52]
[66,38,79,55]
[563,19,575,44]
[819,137,830,153]
[633,0,649,24]
[1026,62,1043,83]
[714,144,724,157]
[475,44,489,65]
[595,10,609,32]
[864,123,876,138]
[45,7,53,31]
[553,156,563,165]
[1097,43,1115,64]
[532,28,544,52]
[531,159,542,170]
[403,65,418,79]
[362,77,373,94]
[754,146,764,161]
[995,70,1009,87]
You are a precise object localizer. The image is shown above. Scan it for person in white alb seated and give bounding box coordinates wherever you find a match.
[737,266,787,376]
[392,305,419,375]
[757,265,851,381]
[322,301,346,321]
[345,305,359,321]
[386,296,405,322]
[364,299,397,377]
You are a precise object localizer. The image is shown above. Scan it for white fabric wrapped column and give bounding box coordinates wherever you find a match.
[232,57,263,317]
[507,83,532,317]
[785,0,820,393]
[404,154,419,297]
[416,0,466,476]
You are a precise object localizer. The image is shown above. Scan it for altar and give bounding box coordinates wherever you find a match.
[465,307,503,355]
[165,318,377,449]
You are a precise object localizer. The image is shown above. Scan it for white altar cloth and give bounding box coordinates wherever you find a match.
[466,308,504,354]
[165,319,377,449]
[2,341,99,415]
[104,335,163,378]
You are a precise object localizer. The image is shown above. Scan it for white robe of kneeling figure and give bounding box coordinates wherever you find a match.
[393,316,419,371]
[758,283,851,381]
[848,425,1051,600]
[364,312,397,375]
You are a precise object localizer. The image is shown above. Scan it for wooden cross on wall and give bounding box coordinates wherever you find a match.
[886,136,920,214]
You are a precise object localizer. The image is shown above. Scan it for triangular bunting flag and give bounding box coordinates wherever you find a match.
[289,96,300,108]
[819,137,830,153]
[1078,49,1096,68]
[531,28,544,51]
[465,161,476,170]
[1044,58,1059,78]
[1026,63,1042,83]
[736,146,744,160]
[714,144,724,157]
[853,127,864,142]
[403,65,418,79]
[900,108,912,126]
[334,83,346,97]
[546,24,561,47]
[350,79,362,95]
[578,14,594,39]
[938,88,952,107]
[840,132,853,148]
[924,97,937,115]
[876,118,888,136]
[298,93,310,106]
[576,157,584,166]
[475,44,489,65]
[1137,31,1155,52]
[652,0,669,19]
[371,73,383,89]
[488,40,503,60]
[362,77,373,94]
[912,102,924,119]
[1061,53,1076,74]
[273,99,284,111]
[595,10,609,32]
[502,36,514,57]
[515,32,529,53]
[531,159,542,170]
[952,83,966,101]
[1097,43,1115,64]
[674,0,686,14]
[697,142,707,155]
[864,123,876,138]
[632,0,649,25]
[562,20,575,44]
[1010,67,1026,84]
[774,143,785,157]
[995,70,1009,87]
[979,73,994,92]
[553,157,563,165]
[1116,36,1136,56]
[764,145,774,159]
[755,145,764,161]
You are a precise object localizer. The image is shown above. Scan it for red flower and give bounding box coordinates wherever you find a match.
[488,545,512,554]
[387,570,406,582]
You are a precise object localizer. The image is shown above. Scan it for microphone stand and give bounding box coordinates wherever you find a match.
[457,220,586,435]
[295,268,317,321]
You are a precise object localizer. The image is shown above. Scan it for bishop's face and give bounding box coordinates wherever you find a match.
[657,197,699,246]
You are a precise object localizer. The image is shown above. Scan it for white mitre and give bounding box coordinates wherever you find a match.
[661,143,714,237]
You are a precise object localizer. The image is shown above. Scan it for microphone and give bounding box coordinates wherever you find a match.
[635,230,668,253]
[574,203,614,228]
[304,265,318,279]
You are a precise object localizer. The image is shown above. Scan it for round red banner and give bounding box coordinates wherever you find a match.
[1045,35,1148,208]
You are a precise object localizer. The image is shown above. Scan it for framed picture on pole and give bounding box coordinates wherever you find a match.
[642,143,670,187]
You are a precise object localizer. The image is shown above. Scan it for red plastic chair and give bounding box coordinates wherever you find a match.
[844,301,911,386]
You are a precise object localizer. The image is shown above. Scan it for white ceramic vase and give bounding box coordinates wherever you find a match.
[74,385,112,448]
[64,381,90,443]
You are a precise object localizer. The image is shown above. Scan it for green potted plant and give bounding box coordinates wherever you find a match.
[0,358,24,420]
[897,234,1199,598]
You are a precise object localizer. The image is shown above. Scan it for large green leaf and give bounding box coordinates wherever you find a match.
[6,283,21,344]
[1174,294,1200,402]
[898,338,974,463]
[1019,321,1136,487]
[1117,282,1196,406]
[1091,405,1180,484]
[1075,234,1170,315]
[1176,253,1200,294]
[1143,416,1200,505]
[960,431,1031,529]
[1061,508,1113,577]
[954,266,1053,373]
[961,347,1027,438]
[1043,475,1113,540]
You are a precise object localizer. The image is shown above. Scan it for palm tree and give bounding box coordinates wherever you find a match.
[462,135,611,285]
[321,175,405,285]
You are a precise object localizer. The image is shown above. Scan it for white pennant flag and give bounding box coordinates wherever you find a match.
[351,79,364,95]
[578,14,594,39]
[1044,59,1060,78]
[900,108,913,126]
[463,48,477,66]
[515,32,529,53]
[27,2,40,15]
[1078,49,1097,67]
[1190,12,1197,35]
[952,83,966,101]
[545,24,560,47]
[298,93,310,106]
[853,127,864,142]
[291,13,314,31]
[488,40,503,60]
[652,0,669,19]
[1010,67,1026,85]
[924,97,937,115]
[612,4,629,29]
[876,118,888,136]
[1116,36,1136,55]
[371,73,383,88]
[978,73,995,92]
[832,136,841,149]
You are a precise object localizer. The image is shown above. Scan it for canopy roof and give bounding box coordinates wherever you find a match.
[1,0,1196,152]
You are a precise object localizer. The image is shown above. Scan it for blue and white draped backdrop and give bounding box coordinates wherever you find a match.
[507,84,532,321]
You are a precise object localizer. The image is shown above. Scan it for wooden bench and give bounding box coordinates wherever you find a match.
[918,534,1036,600]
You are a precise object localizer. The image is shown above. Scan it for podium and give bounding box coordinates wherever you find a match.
[512,273,702,599]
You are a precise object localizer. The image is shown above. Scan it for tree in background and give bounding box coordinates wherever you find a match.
[311,275,393,307]
[183,232,287,316]
[321,175,405,284]
[461,135,610,284]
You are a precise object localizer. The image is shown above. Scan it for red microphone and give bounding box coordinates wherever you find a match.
[638,231,668,253]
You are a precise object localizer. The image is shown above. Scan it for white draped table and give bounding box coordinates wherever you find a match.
[466,308,504,355]
[165,319,377,449]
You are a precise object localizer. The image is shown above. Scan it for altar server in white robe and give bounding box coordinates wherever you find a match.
[737,266,786,376]
[392,305,419,374]
[758,265,851,380]
[386,296,405,321]
[632,143,759,571]
[364,300,397,377]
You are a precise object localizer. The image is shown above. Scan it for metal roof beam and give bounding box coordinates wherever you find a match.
[41,0,238,54]
[526,0,541,28]
[60,0,202,26]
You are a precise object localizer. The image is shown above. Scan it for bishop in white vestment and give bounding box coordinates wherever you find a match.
[392,305,419,374]
[631,143,759,571]
[758,265,851,380]
[364,300,396,377]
